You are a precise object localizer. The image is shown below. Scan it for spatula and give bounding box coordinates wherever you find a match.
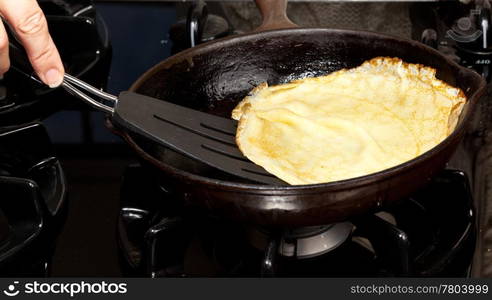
[8,40,286,186]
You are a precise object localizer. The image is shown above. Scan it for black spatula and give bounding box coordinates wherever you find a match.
[98,87,285,186]
[9,39,286,185]
[112,89,285,186]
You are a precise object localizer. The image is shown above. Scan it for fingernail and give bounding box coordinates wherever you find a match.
[45,68,63,88]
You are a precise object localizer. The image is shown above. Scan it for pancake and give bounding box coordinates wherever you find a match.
[231,57,466,185]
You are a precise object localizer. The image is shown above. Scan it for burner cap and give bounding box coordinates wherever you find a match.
[248,223,353,259]
[279,223,353,258]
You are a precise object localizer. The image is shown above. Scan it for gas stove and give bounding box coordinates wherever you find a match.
[1,0,492,279]
[115,0,492,278]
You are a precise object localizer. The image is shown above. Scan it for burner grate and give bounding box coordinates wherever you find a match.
[117,167,476,277]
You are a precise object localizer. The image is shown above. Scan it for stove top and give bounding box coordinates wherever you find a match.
[110,0,490,278]
[117,166,476,277]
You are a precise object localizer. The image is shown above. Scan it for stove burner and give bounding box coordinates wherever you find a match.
[280,223,354,258]
[247,223,353,259]
[118,166,476,277]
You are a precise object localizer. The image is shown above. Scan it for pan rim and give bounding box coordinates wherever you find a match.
[124,27,487,192]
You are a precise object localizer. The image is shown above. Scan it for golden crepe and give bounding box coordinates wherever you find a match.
[232,57,466,185]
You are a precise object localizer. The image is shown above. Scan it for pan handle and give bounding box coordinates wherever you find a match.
[254,0,298,32]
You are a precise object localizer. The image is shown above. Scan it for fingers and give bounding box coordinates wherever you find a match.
[0,0,64,87]
[0,22,9,77]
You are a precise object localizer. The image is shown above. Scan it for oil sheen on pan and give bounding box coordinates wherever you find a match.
[232,57,466,185]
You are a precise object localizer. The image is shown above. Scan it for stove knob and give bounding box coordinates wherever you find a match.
[457,17,473,32]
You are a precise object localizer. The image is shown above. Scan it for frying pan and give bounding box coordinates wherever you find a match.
[107,0,485,227]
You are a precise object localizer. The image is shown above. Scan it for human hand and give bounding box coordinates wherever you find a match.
[0,0,65,87]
